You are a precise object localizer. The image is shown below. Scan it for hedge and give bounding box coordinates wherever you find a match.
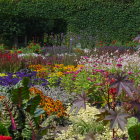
[0,0,140,45]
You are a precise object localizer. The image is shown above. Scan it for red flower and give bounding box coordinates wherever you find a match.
[110,78,116,84]
[0,136,12,140]
[109,88,117,95]
[17,51,22,53]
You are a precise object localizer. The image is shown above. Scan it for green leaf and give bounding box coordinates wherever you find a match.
[34,108,45,117]
[26,95,41,115]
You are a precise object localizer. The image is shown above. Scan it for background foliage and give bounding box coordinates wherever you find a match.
[0,0,140,46]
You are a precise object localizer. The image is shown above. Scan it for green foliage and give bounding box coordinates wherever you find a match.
[0,97,26,139]
[0,122,9,136]
[0,44,6,52]
[61,69,104,104]
[10,77,30,106]
[74,70,94,92]
[73,119,104,136]
[26,42,41,53]
[60,73,75,93]
[22,111,37,140]
[26,95,41,115]
[0,78,46,139]
[128,124,140,140]
[0,0,140,46]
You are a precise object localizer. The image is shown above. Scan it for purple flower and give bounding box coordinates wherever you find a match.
[0,70,48,87]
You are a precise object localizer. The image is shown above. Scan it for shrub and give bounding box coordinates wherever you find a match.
[0,122,9,136]
[128,124,140,140]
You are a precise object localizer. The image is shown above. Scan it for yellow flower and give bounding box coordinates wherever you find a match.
[12,74,17,77]
[0,73,7,77]
[56,72,64,77]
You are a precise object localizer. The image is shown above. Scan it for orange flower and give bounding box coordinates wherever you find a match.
[29,87,67,117]
[0,96,5,101]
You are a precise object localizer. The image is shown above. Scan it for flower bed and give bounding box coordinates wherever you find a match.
[0,47,140,139]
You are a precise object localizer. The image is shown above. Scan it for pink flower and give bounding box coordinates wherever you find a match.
[94,69,104,72]
[105,62,111,65]
[87,77,91,81]
[128,71,133,74]
[92,72,96,75]
[72,78,75,80]
[83,56,88,59]
[74,71,79,75]
[117,58,123,62]
[47,62,52,65]
[116,64,122,67]
[96,61,101,63]
[72,75,77,78]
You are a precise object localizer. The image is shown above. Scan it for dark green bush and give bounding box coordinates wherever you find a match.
[0,0,140,46]
[128,124,140,140]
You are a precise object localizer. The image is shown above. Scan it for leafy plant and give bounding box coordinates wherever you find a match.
[27,42,41,54]
[70,91,89,114]
[73,119,104,136]
[0,77,48,139]
[128,124,140,140]
[0,122,9,136]
[104,110,129,131]
[109,72,136,97]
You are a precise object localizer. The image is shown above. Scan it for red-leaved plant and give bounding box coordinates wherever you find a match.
[70,71,140,139]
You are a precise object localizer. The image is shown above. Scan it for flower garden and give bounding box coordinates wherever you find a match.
[0,41,140,140]
[1,0,140,139]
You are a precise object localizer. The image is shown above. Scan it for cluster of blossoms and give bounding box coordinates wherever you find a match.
[0,51,22,73]
[78,50,140,73]
[18,53,45,59]
[29,64,84,78]
[29,64,48,72]
[29,87,67,117]
[0,70,48,87]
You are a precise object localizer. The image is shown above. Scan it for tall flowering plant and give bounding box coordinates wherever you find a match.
[0,51,22,73]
